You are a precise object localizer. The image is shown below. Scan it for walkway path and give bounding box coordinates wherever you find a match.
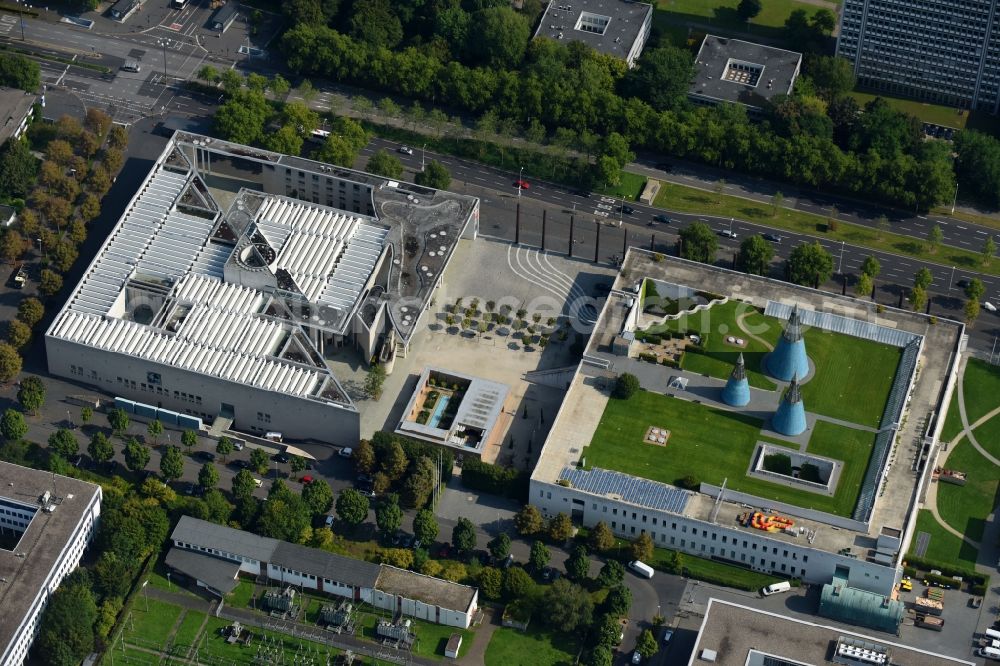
[461,607,499,665]
[735,311,774,352]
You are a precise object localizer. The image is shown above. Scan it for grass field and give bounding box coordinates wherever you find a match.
[649,546,785,590]
[799,328,900,427]
[657,0,833,28]
[195,616,339,665]
[226,580,256,609]
[908,509,979,569]
[127,598,183,646]
[646,300,780,389]
[849,91,968,129]
[586,390,874,515]
[358,612,475,659]
[485,625,582,666]
[598,171,648,201]
[936,439,1000,543]
[960,359,1000,425]
[171,610,206,651]
[940,390,965,444]
[650,180,1000,277]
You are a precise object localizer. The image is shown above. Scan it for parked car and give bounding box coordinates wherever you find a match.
[541,567,561,582]
[232,440,245,451]
[662,628,674,644]
[502,554,515,569]
[273,453,290,464]
[398,146,414,155]
[195,451,216,463]
[514,179,530,189]
[338,447,353,459]
[631,649,643,664]
[985,301,998,313]
[324,515,335,528]
[300,475,314,485]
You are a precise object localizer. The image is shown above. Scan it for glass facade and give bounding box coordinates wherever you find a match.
[836,0,1000,112]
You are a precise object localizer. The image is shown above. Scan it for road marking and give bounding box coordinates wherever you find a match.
[956,225,967,229]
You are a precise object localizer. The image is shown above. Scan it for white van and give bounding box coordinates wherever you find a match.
[986,628,1000,641]
[979,646,1000,660]
[628,560,654,579]
[762,581,792,596]
[264,431,283,443]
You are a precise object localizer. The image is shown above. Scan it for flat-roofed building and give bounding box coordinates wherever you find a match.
[689,35,802,112]
[45,133,479,448]
[0,462,102,665]
[533,0,653,67]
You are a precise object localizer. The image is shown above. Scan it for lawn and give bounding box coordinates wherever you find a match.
[358,612,475,659]
[171,610,206,651]
[598,171,648,201]
[960,358,1000,425]
[799,328,900,427]
[936,439,1000,543]
[972,417,1000,461]
[657,0,833,29]
[225,579,256,609]
[908,509,979,569]
[651,180,1000,277]
[196,616,339,665]
[940,390,964,444]
[586,390,875,516]
[649,546,785,591]
[646,300,780,389]
[125,597,183,646]
[849,91,968,129]
[485,625,582,666]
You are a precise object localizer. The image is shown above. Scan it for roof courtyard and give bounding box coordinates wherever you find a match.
[534,249,962,556]
[533,0,653,66]
[690,35,802,109]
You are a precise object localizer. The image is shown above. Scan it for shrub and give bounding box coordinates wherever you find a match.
[612,373,640,400]
[799,462,823,483]
[678,475,700,490]
[763,453,792,476]
[638,352,658,363]
[972,583,987,596]
[372,431,454,481]
[416,410,430,425]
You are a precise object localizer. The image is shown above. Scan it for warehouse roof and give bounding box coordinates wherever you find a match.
[376,565,477,613]
[172,515,279,565]
[271,541,380,589]
[165,547,240,595]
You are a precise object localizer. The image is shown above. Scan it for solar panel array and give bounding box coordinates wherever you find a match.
[765,302,919,348]
[559,466,690,514]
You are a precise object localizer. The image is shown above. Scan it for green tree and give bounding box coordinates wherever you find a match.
[270,73,291,96]
[198,462,219,489]
[589,521,616,553]
[215,436,234,462]
[984,236,996,266]
[548,512,574,542]
[544,579,593,632]
[214,90,272,145]
[146,419,163,446]
[596,560,625,589]
[452,516,477,553]
[414,508,440,545]
[219,68,243,93]
[737,235,774,275]
[770,191,784,217]
[965,277,986,302]
[35,577,97,666]
[928,224,943,254]
[38,269,63,297]
[375,494,403,534]
[965,298,981,325]
[336,488,370,528]
[107,408,130,437]
[914,267,933,291]
[0,408,27,441]
[612,373,640,400]
[415,160,451,189]
[349,0,403,48]
[160,445,184,482]
[502,566,533,599]
[678,222,718,263]
[354,439,376,474]
[257,496,311,542]
[302,478,335,515]
[861,255,881,279]
[910,285,927,312]
[467,7,529,67]
[0,138,37,199]
[515,504,544,536]
[289,455,307,475]
[593,614,622,649]
[478,567,502,600]
[197,64,219,83]
[181,429,197,449]
[0,341,21,383]
[312,116,369,166]
[365,149,404,178]
[17,297,44,328]
[529,539,550,572]
[365,363,387,400]
[87,431,113,465]
[232,468,257,500]
[6,319,31,349]
[488,533,511,561]
[636,628,659,659]
[48,428,78,459]
[855,272,873,299]
[623,45,695,111]
[249,447,269,474]
[566,545,590,581]
[630,533,654,562]
[401,455,437,508]
[875,215,890,240]
[736,0,762,20]
[80,406,92,425]
[382,441,409,480]
[123,437,150,472]
[787,241,833,286]
[17,375,45,413]
[604,584,633,617]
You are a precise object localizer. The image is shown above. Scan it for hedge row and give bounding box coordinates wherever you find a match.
[461,458,529,501]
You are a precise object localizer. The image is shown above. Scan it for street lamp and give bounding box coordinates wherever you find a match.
[950,183,959,215]
[421,143,426,172]
[35,237,41,255]
[156,38,170,83]
[518,166,523,198]
[838,240,845,274]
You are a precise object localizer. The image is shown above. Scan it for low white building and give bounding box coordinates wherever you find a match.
[0,463,102,665]
[167,517,478,628]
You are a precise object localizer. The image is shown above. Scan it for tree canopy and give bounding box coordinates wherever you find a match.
[786,241,833,287]
[679,222,718,264]
[336,488,370,528]
[415,160,451,189]
[737,235,774,276]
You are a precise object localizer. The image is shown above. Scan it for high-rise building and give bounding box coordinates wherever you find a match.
[836,0,1000,112]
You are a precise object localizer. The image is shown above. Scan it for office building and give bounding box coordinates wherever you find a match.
[533,0,653,67]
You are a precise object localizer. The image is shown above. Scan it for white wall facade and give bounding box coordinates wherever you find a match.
[3,488,101,666]
[172,540,263,577]
[47,337,360,447]
[627,10,653,67]
[367,589,475,629]
[532,479,898,596]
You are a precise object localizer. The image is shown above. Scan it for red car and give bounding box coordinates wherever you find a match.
[300,475,314,484]
[514,179,530,189]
